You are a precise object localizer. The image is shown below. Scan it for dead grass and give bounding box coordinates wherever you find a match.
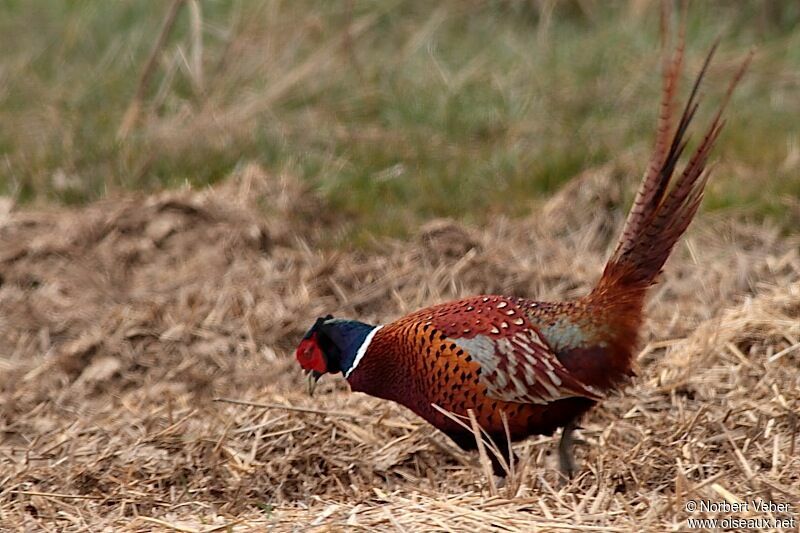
[0,165,798,531]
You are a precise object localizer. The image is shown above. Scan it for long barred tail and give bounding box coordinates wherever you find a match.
[593,35,751,300]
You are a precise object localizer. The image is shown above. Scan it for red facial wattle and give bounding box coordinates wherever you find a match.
[295,334,327,374]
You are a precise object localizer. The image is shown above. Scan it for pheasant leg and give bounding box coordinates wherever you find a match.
[558,421,579,479]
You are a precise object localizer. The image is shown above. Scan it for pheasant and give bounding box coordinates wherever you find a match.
[295,41,750,477]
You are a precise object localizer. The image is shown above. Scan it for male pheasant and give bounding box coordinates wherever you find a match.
[296,42,750,477]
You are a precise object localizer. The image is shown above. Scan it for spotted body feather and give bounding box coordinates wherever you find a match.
[345,296,606,439]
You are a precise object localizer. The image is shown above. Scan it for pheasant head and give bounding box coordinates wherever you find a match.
[295,315,380,395]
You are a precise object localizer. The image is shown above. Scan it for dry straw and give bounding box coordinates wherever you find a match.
[1,164,798,531]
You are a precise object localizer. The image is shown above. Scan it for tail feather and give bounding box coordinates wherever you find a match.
[595,37,752,296]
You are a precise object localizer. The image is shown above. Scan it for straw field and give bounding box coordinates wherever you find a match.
[1,164,798,531]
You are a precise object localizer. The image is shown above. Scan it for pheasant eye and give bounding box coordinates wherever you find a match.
[296,340,314,363]
[304,346,317,363]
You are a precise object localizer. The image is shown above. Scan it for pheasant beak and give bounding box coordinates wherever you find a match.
[306,370,322,396]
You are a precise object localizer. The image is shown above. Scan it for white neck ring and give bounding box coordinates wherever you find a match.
[345,325,383,378]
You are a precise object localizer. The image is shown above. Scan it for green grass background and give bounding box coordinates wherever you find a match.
[1,1,798,242]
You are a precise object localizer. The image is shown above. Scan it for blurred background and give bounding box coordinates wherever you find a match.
[1,0,798,242]
[2,4,800,528]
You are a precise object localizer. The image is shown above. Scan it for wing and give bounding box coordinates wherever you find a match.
[414,295,604,405]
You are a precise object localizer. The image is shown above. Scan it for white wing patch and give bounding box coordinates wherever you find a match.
[452,335,498,373]
[452,330,604,405]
